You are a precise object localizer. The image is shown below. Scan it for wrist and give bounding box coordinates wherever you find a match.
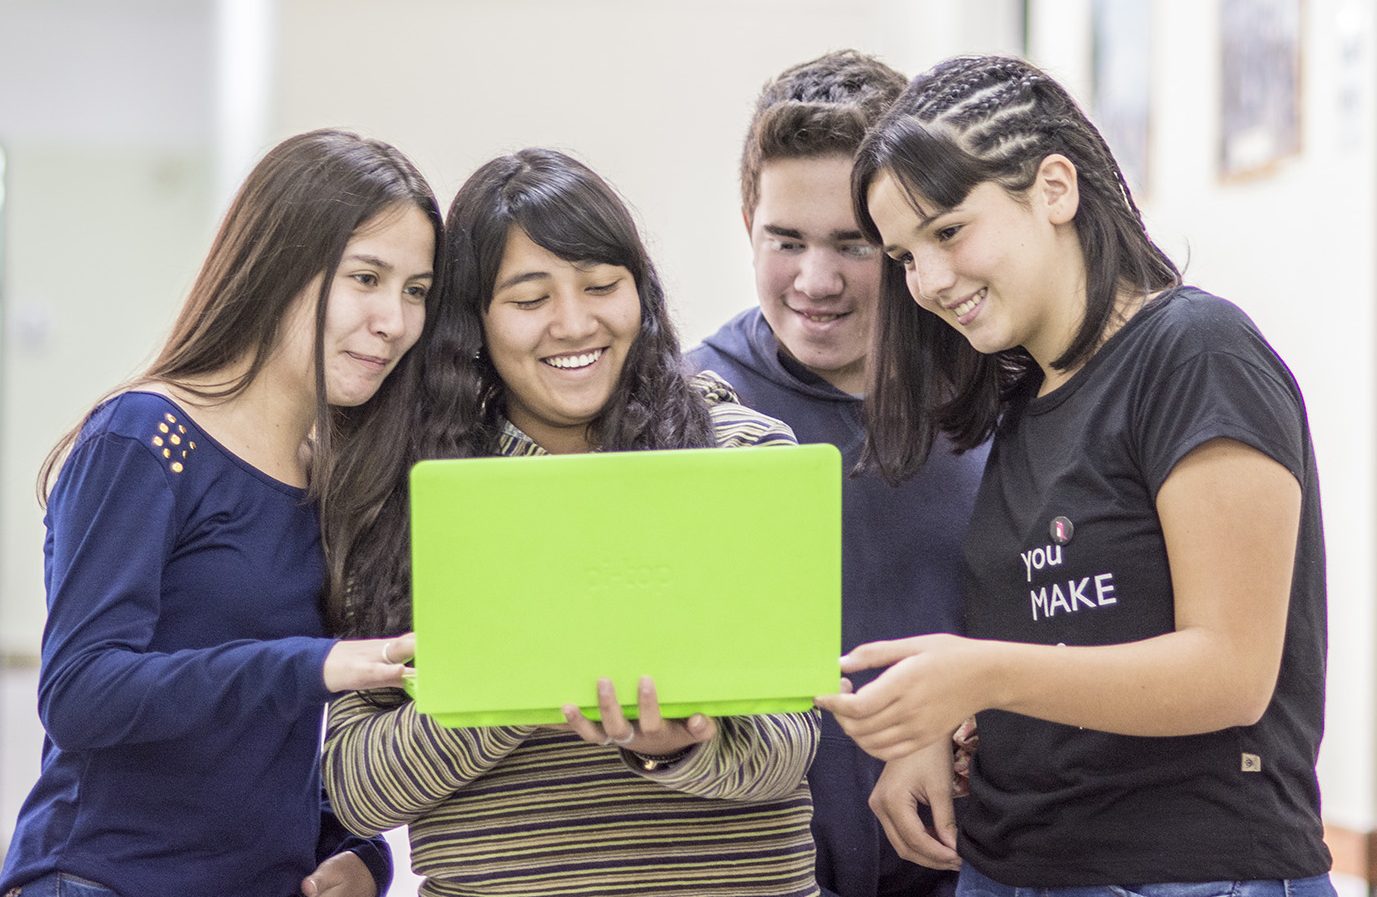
[977,638,1021,713]
[629,745,695,772]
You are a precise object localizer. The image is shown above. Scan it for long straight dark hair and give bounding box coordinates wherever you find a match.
[37,128,444,611]
[851,55,1180,482]
[337,148,715,637]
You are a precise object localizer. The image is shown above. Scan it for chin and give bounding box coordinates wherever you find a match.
[326,387,382,408]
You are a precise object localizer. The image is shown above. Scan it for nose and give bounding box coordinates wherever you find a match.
[367,290,408,341]
[794,249,844,300]
[908,245,956,307]
[548,293,598,342]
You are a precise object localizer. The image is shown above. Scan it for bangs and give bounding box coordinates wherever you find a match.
[878,117,997,217]
[510,179,641,276]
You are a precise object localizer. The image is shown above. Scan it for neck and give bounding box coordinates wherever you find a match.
[507,412,593,455]
[1033,284,1151,397]
[165,353,319,485]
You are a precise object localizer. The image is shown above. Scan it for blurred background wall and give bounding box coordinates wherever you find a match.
[1,0,1373,891]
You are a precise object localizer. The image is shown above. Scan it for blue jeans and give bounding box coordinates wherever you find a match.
[3,872,118,897]
[956,863,1338,897]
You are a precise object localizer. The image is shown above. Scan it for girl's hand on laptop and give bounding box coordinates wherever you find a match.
[323,633,416,692]
[562,675,717,755]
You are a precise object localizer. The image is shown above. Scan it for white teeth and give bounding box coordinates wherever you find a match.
[801,311,844,323]
[954,289,986,318]
[543,349,603,369]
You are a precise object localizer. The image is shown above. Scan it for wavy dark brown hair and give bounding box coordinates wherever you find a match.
[37,129,444,620]
[336,148,715,636]
[851,55,1180,481]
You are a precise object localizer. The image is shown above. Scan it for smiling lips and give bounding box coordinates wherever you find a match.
[948,288,987,324]
[346,350,390,371]
[542,347,605,370]
[792,306,850,324]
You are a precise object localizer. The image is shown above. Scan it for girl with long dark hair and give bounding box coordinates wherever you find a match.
[324,148,821,897]
[2,129,442,897]
[817,55,1333,897]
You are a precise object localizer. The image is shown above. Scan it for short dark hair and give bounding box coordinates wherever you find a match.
[851,55,1180,481]
[739,49,906,216]
[339,148,716,636]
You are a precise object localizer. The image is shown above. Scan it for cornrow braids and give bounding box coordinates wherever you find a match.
[851,54,1181,483]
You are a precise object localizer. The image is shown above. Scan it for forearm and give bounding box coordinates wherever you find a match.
[39,636,334,750]
[322,691,536,835]
[640,710,818,801]
[980,627,1276,736]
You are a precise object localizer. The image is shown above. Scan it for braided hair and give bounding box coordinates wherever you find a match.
[851,55,1180,481]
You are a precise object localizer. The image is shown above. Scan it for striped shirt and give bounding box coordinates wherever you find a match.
[324,374,821,896]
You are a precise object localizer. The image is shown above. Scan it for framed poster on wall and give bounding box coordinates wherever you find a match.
[1219,0,1303,179]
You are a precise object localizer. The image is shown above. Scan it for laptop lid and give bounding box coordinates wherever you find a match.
[407,443,840,727]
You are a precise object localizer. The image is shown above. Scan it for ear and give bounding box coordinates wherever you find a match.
[1034,154,1080,226]
[741,206,753,237]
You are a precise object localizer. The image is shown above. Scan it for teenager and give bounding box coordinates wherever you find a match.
[1,129,442,897]
[687,50,987,897]
[818,55,1333,896]
[324,148,820,897]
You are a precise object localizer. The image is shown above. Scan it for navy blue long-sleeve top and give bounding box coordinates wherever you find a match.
[1,391,388,897]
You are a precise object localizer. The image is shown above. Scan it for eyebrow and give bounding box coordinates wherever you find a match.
[494,270,550,292]
[343,253,433,280]
[763,224,867,242]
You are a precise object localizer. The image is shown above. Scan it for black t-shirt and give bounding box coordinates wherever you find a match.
[959,287,1330,885]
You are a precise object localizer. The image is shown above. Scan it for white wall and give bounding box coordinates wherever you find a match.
[268,0,1022,347]
[0,0,218,656]
[1031,0,1377,833]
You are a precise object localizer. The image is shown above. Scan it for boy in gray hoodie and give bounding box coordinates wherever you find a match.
[686,50,988,897]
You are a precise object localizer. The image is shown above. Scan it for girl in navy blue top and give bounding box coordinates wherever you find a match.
[817,56,1333,896]
[1,129,442,897]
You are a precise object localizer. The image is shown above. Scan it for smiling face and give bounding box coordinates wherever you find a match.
[748,155,881,395]
[273,203,434,408]
[865,164,1085,372]
[482,227,642,453]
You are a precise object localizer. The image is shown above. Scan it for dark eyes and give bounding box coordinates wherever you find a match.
[586,279,622,295]
[353,272,429,301]
[935,225,961,242]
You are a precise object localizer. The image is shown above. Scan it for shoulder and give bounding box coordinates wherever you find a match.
[67,391,214,492]
[1138,287,1271,358]
[684,308,766,371]
[690,371,797,448]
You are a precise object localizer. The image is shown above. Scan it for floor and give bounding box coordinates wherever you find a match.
[2,665,1369,897]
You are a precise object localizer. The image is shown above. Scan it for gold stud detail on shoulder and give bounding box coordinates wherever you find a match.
[154,413,198,474]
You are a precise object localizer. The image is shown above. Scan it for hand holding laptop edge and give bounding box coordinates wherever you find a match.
[562,675,718,758]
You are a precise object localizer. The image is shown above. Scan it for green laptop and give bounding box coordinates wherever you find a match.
[407,443,841,727]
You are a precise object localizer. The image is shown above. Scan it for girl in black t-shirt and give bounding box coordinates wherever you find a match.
[816,55,1333,895]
